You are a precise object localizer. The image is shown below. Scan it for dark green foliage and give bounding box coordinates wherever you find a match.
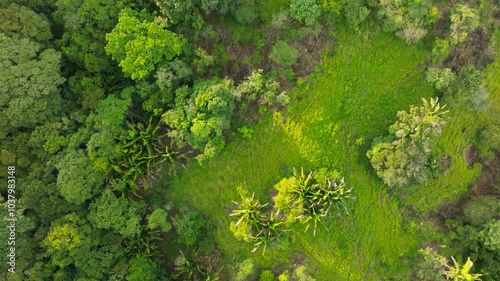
[0,34,65,129]
[463,196,500,226]
[367,98,448,188]
[127,254,162,281]
[56,149,105,204]
[87,189,143,237]
[231,0,258,24]
[0,2,52,41]
[269,40,299,67]
[427,66,485,107]
[112,117,179,191]
[172,209,206,246]
[87,93,132,173]
[290,0,321,26]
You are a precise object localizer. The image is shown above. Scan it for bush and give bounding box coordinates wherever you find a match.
[260,270,276,281]
[450,4,479,44]
[426,68,456,91]
[292,265,316,281]
[480,220,500,251]
[232,0,258,24]
[290,0,321,26]
[235,258,255,281]
[269,40,299,67]
[172,209,206,246]
[464,196,500,227]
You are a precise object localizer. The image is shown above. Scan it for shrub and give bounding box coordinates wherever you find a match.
[235,258,255,281]
[290,0,321,26]
[480,220,500,251]
[232,0,258,24]
[464,196,500,227]
[260,270,276,281]
[426,68,456,91]
[450,4,479,44]
[269,40,299,67]
[172,209,206,246]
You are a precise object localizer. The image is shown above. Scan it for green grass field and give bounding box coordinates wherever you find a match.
[161,24,492,280]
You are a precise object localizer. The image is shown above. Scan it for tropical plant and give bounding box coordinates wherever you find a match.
[112,117,181,193]
[444,257,482,281]
[274,168,355,235]
[230,192,287,253]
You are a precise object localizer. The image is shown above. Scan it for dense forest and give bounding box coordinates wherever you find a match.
[0,0,499,280]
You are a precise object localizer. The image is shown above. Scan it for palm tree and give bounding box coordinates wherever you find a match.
[444,257,482,281]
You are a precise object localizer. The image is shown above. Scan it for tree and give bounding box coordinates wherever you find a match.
[233,69,287,107]
[0,34,65,129]
[366,98,448,188]
[444,257,482,281]
[171,208,206,246]
[56,149,105,205]
[290,0,321,26]
[147,209,172,233]
[416,247,447,281]
[377,0,439,44]
[0,2,52,42]
[163,79,235,162]
[426,68,456,91]
[463,197,500,227]
[105,8,182,80]
[127,254,162,281]
[480,220,500,251]
[87,189,143,237]
[231,0,258,24]
[269,40,299,67]
[450,4,479,44]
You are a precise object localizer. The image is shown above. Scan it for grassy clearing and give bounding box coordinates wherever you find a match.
[160,24,487,279]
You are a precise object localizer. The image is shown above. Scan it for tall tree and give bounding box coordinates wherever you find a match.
[105,8,182,80]
[367,98,448,188]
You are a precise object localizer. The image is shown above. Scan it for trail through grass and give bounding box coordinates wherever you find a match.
[161,25,480,280]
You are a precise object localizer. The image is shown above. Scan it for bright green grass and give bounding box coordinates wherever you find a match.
[163,27,451,280]
[405,34,500,213]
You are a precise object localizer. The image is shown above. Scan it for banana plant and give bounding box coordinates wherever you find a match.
[290,168,355,235]
[111,117,184,193]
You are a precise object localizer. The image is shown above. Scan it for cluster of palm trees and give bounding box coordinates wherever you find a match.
[230,167,355,253]
[230,193,288,254]
[287,168,355,235]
